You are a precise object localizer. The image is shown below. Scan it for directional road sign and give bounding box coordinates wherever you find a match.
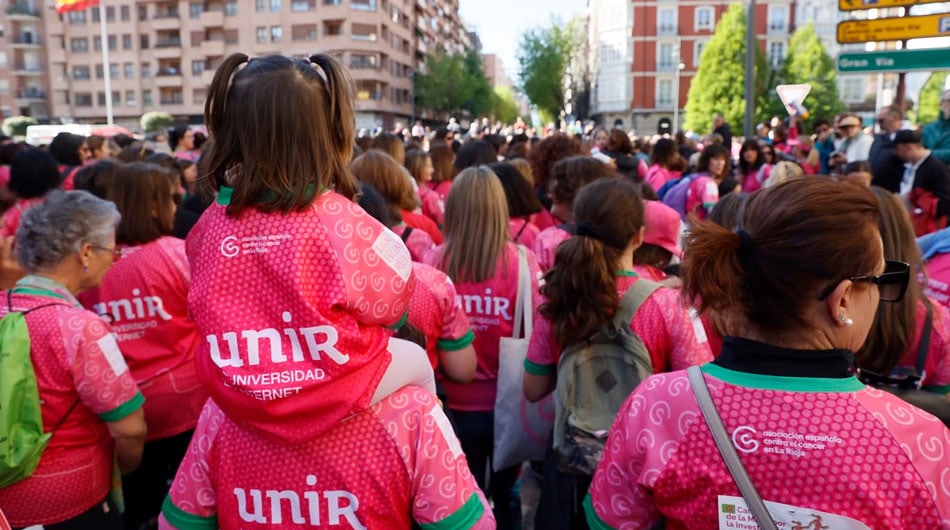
[839,0,950,12]
[837,13,950,44]
[837,49,950,73]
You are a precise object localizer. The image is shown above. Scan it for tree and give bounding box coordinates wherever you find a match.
[1,116,37,137]
[415,50,493,119]
[764,23,845,128]
[491,85,521,124]
[517,18,582,124]
[918,72,948,125]
[684,4,769,134]
[140,111,174,132]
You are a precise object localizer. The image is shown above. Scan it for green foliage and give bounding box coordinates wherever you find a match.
[140,111,174,132]
[517,18,582,124]
[1,116,37,137]
[684,4,769,133]
[415,50,493,118]
[918,72,948,125]
[767,23,845,128]
[491,85,520,124]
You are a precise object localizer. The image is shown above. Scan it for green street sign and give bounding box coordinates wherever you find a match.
[837,49,950,73]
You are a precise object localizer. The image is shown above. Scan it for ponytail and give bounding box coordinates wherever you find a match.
[201,53,248,194]
[309,54,357,199]
[680,222,745,317]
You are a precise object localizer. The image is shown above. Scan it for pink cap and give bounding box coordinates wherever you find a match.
[643,200,683,258]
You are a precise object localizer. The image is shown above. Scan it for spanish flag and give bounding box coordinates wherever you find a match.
[55,0,99,14]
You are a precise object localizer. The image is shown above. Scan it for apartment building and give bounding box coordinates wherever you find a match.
[0,2,50,120]
[588,0,796,133]
[1,0,469,129]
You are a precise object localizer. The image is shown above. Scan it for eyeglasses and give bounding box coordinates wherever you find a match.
[92,245,124,262]
[816,260,910,303]
[837,124,859,130]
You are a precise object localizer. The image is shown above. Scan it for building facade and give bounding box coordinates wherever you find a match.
[1,1,50,120]
[1,0,469,130]
[588,0,796,133]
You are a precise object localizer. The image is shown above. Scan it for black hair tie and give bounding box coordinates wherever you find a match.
[575,222,607,243]
[736,229,755,258]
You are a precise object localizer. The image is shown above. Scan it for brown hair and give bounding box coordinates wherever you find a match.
[858,187,923,373]
[549,156,617,207]
[429,144,455,184]
[109,162,177,245]
[541,178,645,346]
[404,149,430,186]
[201,53,358,216]
[606,129,633,154]
[509,158,534,187]
[439,166,509,283]
[682,178,881,336]
[349,150,416,223]
[371,133,406,166]
[528,134,581,191]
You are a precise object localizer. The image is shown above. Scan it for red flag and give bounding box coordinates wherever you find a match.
[55,0,99,14]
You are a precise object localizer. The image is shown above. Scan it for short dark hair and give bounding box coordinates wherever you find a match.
[109,162,177,245]
[10,148,61,199]
[73,159,121,199]
[168,125,189,151]
[490,162,542,218]
[893,129,922,145]
[453,139,497,171]
[48,132,84,166]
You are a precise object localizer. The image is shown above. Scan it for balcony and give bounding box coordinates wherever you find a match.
[152,13,181,30]
[11,64,44,76]
[5,3,40,20]
[154,39,182,58]
[202,38,225,56]
[155,69,183,87]
[767,22,789,35]
[657,24,678,37]
[199,9,224,27]
[15,87,46,102]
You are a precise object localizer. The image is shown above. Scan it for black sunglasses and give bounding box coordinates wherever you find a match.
[816,260,910,303]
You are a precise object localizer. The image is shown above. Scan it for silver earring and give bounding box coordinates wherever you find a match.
[839,315,853,326]
[83,265,88,274]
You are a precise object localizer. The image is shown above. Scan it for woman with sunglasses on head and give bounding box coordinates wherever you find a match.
[88,162,208,530]
[585,178,949,530]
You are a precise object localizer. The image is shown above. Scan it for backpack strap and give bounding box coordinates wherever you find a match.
[514,219,530,242]
[610,278,662,330]
[400,226,413,243]
[916,299,933,381]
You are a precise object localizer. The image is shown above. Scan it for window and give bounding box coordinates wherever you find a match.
[694,6,714,31]
[658,42,676,71]
[67,10,86,24]
[192,60,205,75]
[138,5,148,21]
[350,53,378,69]
[75,92,93,107]
[106,6,115,21]
[351,0,375,11]
[657,78,674,109]
[596,76,622,103]
[0,53,6,68]
[351,23,377,41]
[121,5,130,21]
[72,65,91,79]
[768,5,788,33]
[141,63,152,78]
[292,0,312,11]
[108,35,117,50]
[270,0,281,12]
[657,8,676,35]
[92,8,100,22]
[122,34,132,49]
[256,0,265,11]
[140,34,150,49]
[110,63,120,79]
[256,27,267,43]
[0,80,8,94]
[842,77,864,103]
[193,88,206,105]
[69,37,88,52]
[189,3,202,17]
[768,41,786,66]
[125,90,136,106]
[143,90,153,106]
[124,62,134,78]
[225,2,238,15]
[291,24,317,41]
[97,92,105,106]
[112,91,121,106]
[96,64,104,79]
[271,26,283,42]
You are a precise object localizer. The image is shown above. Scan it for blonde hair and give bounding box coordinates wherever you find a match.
[440,166,510,283]
[509,158,534,187]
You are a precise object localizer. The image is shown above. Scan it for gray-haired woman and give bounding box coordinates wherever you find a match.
[0,190,146,529]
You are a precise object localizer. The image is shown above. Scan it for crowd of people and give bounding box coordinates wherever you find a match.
[0,53,948,530]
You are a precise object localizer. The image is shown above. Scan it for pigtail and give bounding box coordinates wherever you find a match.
[310,54,358,199]
[200,53,248,199]
[681,221,746,317]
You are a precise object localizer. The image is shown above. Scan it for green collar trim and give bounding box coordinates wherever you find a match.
[701,363,865,392]
[216,186,232,205]
[615,270,638,277]
[14,275,80,306]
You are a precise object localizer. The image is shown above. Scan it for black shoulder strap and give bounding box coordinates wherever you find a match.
[514,219,529,241]
[917,299,933,376]
[400,226,413,243]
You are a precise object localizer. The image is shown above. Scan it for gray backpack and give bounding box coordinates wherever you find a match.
[554,279,660,476]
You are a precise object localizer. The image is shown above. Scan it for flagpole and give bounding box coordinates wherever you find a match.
[98,0,114,125]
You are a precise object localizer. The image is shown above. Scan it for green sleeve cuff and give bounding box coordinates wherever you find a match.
[922,383,950,395]
[386,310,409,330]
[583,494,617,530]
[524,359,554,375]
[162,496,218,530]
[437,330,475,352]
[418,492,485,530]
[99,392,144,422]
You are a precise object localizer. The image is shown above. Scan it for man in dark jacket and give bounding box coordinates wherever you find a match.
[869,105,907,192]
[712,113,732,151]
[894,129,950,216]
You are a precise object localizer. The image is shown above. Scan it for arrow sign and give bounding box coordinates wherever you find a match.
[839,0,948,12]
[776,84,811,116]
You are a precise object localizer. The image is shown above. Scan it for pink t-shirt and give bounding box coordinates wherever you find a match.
[430,180,453,204]
[525,274,711,375]
[532,225,571,273]
[391,223,436,263]
[402,208,444,245]
[740,164,771,194]
[632,264,668,282]
[645,164,676,192]
[896,298,950,390]
[418,186,444,227]
[685,174,719,221]
[530,210,557,232]
[1,197,43,238]
[586,367,950,529]
[159,388,495,529]
[407,262,475,370]
[423,242,543,411]
[185,188,414,443]
[0,276,143,527]
[93,236,206,440]
[924,253,950,310]
[509,217,541,248]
